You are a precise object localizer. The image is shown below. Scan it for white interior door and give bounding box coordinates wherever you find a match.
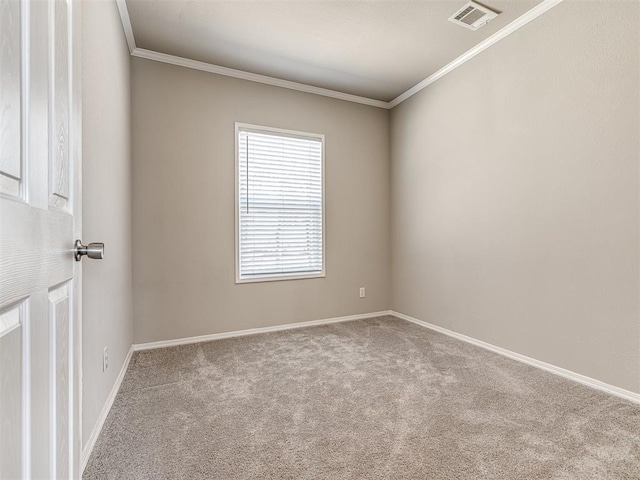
[0,0,82,478]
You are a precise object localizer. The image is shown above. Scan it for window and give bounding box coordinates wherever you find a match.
[235,123,325,283]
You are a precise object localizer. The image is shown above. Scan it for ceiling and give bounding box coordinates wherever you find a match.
[125,0,543,102]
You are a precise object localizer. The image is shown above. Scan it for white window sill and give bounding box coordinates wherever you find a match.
[235,271,325,284]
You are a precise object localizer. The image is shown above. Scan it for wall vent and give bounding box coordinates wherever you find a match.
[449,1,499,31]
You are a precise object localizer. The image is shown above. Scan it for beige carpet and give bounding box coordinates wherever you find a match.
[83,316,640,479]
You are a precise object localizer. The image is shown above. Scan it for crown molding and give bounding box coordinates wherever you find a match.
[388,0,563,107]
[131,48,391,109]
[115,0,135,54]
[116,0,562,109]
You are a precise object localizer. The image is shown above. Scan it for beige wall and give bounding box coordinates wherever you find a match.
[82,0,133,449]
[131,58,390,343]
[391,1,640,393]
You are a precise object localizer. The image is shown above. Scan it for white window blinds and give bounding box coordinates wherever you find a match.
[237,125,324,282]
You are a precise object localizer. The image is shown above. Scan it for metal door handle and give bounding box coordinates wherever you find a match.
[74,240,104,261]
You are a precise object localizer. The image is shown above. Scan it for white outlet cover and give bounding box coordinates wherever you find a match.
[359,287,366,298]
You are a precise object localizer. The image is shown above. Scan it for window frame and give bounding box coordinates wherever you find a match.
[234,122,326,284]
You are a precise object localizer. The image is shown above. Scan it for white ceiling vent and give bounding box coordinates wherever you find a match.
[449,1,499,31]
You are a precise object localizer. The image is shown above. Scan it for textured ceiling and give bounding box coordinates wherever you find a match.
[126,0,543,102]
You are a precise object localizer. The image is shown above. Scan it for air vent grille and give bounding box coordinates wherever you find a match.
[449,1,499,31]
[454,6,475,21]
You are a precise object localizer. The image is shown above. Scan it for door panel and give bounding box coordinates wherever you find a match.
[51,0,70,209]
[29,290,52,479]
[29,0,52,211]
[51,283,70,478]
[0,0,21,198]
[0,0,80,478]
[0,304,22,478]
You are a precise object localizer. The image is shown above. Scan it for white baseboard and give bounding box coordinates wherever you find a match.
[133,310,393,351]
[81,345,134,473]
[392,310,640,404]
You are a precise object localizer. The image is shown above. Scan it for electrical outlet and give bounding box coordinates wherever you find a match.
[359,287,366,298]
[103,347,109,372]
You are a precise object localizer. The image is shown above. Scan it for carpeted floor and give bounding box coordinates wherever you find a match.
[83,316,640,479]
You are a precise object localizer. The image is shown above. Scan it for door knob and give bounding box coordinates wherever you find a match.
[74,239,104,261]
